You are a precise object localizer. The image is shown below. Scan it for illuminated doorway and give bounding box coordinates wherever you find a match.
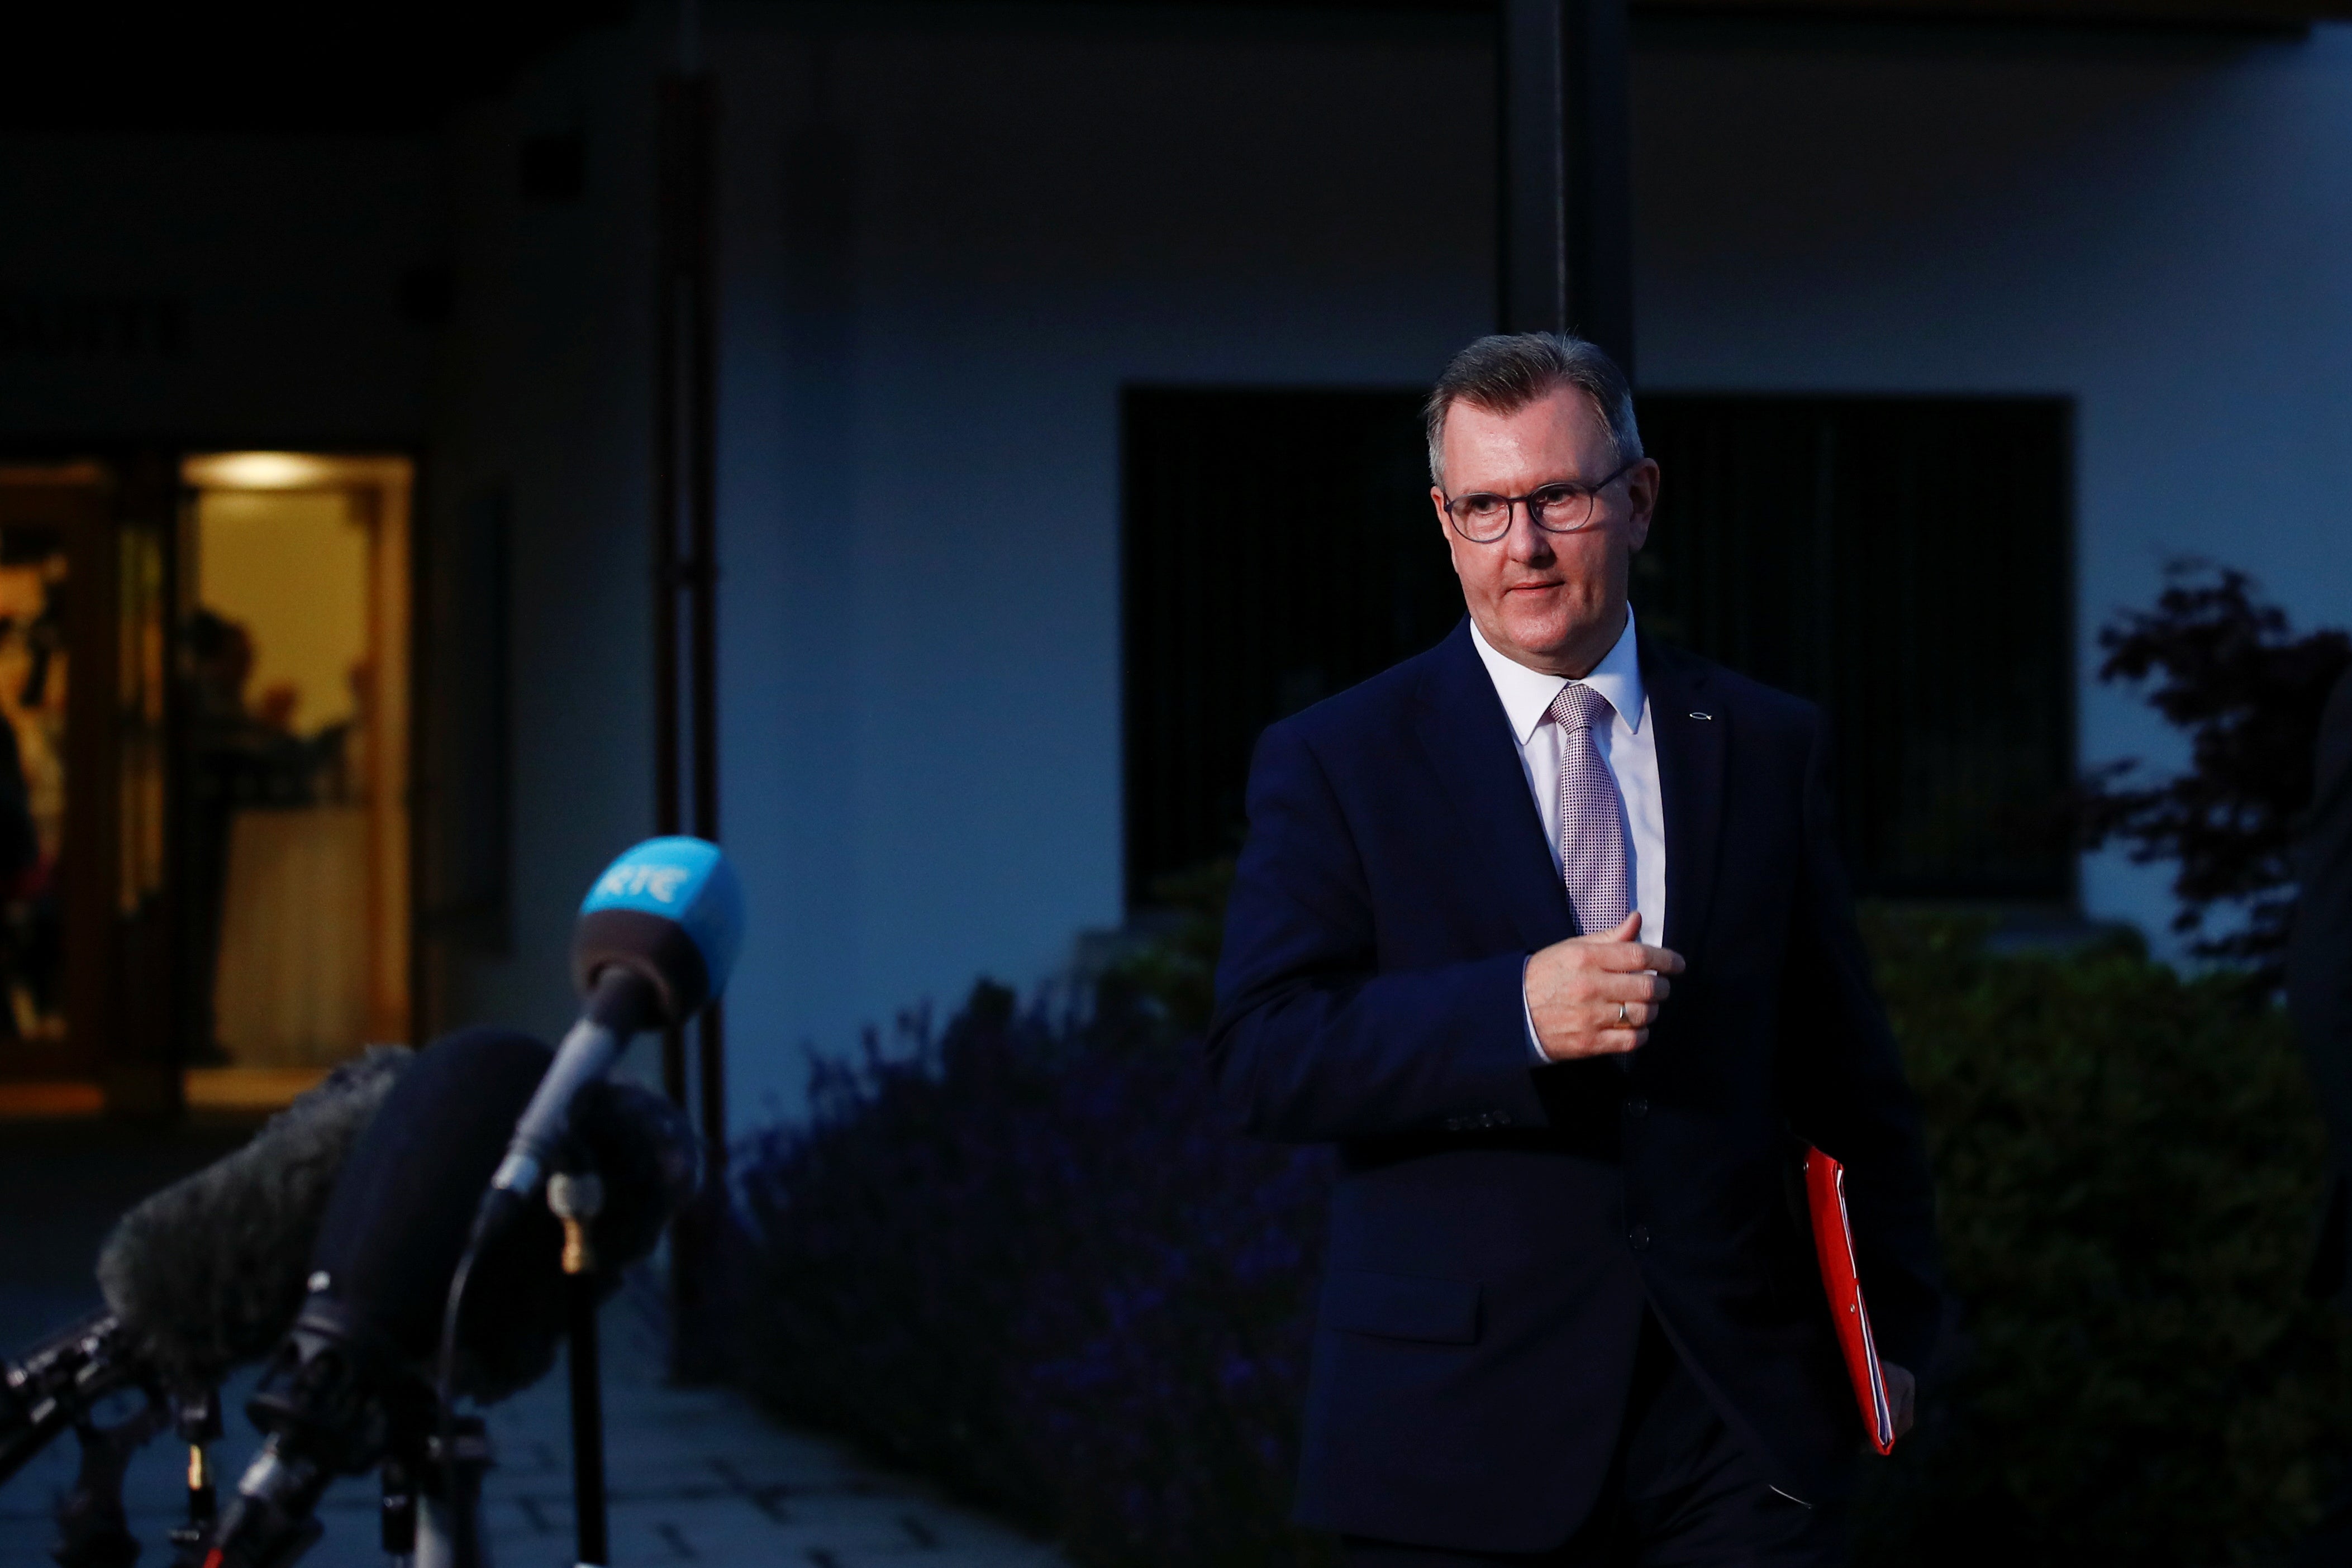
[179,454,411,1110]
[0,451,410,1121]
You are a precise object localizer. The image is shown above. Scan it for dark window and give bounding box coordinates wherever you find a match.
[1634,395,2074,902]
[1121,388,1456,904]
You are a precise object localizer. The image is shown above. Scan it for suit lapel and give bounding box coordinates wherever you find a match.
[1410,621,1575,953]
[1641,633,1727,962]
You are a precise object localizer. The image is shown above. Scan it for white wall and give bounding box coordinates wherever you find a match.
[418,4,1498,1122]
[421,18,667,1055]
[704,6,1497,1124]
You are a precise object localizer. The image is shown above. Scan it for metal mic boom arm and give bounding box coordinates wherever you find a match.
[2,1312,147,1489]
[480,967,660,1225]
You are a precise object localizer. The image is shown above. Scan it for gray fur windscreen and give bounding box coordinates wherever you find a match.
[94,1046,412,1391]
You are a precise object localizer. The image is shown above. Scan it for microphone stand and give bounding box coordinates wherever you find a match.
[550,1167,610,1568]
[165,1389,222,1558]
[411,1413,494,1568]
[51,1394,169,1568]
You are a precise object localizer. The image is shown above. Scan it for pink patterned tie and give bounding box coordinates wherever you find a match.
[1548,682,1631,937]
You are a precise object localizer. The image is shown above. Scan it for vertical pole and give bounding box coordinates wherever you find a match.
[684,42,729,1203]
[653,77,693,1110]
[552,1173,610,1567]
[1497,0,1635,378]
[654,0,730,1381]
[566,1272,609,1565]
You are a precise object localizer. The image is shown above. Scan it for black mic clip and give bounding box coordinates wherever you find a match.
[244,1297,416,1477]
[193,1299,430,1568]
[378,1408,493,1560]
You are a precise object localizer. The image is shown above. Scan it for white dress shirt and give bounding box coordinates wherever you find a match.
[1468,608,1668,1059]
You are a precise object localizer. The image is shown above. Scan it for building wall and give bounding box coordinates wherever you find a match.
[422,4,1500,1121]
[702,6,1498,1122]
[1629,16,2352,941]
[417,20,665,1057]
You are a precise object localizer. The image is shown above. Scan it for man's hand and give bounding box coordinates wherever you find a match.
[1523,913,1685,1062]
[1886,1362,1916,1439]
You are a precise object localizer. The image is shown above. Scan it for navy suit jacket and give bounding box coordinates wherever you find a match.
[1206,620,1942,1554]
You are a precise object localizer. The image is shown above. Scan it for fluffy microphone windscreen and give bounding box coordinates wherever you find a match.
[307,1027,554,1366]
[306,1026,699,1403]
[96,1046,413,1393]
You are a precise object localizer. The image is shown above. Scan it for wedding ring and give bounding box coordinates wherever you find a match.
[1616,1002,1629,1025]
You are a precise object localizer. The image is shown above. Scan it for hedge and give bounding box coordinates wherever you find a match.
[1853,913,2352,1564]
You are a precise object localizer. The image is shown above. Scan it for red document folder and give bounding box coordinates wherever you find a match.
[1804,1145,1897,1455]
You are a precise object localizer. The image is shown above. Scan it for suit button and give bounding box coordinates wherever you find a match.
[1628,1224,1653,1252]
[1624,1097,1649,1118]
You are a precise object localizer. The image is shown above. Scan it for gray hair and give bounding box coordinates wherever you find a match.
[1422,332,1642,487]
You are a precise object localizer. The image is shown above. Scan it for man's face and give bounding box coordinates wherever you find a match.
[1432,388,1659,676]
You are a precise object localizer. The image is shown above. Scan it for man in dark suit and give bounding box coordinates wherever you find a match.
[1207,334,1941,1565]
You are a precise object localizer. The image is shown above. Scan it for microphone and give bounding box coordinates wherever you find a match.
[305,1030,696,1397]
[482,836,742,1222]
[99,1047,412,1393]
[196,1027,695,1568]
[2,1047,411,1488]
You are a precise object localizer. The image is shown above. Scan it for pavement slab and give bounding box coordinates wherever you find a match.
[3,1278,1067,1568]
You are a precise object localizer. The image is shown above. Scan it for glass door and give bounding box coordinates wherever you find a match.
[0,459,174,1117]
[178,454,412,1111]
[0,468,96,1093]
[0,452,412,1119]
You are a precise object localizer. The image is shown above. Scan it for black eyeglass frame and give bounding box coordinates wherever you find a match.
[1439,456,1642,544]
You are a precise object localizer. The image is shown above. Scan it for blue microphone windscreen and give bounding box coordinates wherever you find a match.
[579,836,744,998]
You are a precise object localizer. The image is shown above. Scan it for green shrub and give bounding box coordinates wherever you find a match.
[1856,911,2352,1565]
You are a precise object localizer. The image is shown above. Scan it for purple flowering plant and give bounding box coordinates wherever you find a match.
[731,962,1334,1568]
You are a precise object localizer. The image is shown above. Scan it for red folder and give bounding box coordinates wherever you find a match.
[1804,1145,1897,1455]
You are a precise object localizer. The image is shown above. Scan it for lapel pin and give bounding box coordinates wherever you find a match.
[1688,711,1713,721]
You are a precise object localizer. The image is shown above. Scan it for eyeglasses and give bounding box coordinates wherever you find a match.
[1440,457,1640,544]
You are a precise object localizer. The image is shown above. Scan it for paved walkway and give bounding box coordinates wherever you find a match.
[2,1119,1066,1567]
[473,1284,1069,1568]
[7,1283,1068,1568]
